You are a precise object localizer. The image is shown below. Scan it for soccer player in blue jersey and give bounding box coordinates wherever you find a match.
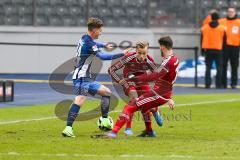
[62,17,124,137]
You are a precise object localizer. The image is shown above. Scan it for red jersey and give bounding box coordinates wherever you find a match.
[108,52,156,88]
[135,54,179,96]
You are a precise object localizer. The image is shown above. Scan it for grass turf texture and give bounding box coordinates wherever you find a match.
[0,93,240,160]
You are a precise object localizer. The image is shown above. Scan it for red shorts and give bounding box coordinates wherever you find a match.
[123,85,151,97]
[128,89,171,113]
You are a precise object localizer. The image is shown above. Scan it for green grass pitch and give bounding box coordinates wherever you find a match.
[0,93,240,160]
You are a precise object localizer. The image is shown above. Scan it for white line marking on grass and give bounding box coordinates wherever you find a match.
[0,98,240,125]
[0,152,238,159]
[0,116,57,125]
[175,98,240,107]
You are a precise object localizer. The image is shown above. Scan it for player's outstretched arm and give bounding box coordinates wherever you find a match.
[96,46,132,60]
[94,41,106,48]
[94,42,115,49]
[129,67,168,83]
[108,51,135,88]
[96,52,124,60]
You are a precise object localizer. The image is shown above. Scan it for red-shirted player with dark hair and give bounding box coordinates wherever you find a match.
[107,36,179,138]
[108,41,164,137]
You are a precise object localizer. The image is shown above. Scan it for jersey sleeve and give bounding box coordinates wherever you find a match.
[85,40,124,60]
[133,56,172,83]
[96,52,124,60]
[76,39,84,57]
[84,38,99,56]
[164,56,179,72]
[108,53,136,88]
[94,41,106,48]
[134,67,168,82]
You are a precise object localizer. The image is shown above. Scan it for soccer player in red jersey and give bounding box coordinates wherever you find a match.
[108,41,163,136]
[107,36,179,138]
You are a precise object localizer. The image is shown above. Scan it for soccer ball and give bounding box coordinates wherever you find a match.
[97,116,114,131]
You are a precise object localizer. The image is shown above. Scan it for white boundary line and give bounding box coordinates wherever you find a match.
[0,98,240,125]
[0,152,238,159]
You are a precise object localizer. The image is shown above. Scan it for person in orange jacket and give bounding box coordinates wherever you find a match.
[201,12,226,88]
[202,9,218,26]
[219,7,240,89]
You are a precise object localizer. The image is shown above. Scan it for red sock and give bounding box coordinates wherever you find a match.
[142,111,153,132]
[112,104,138,133]
[112,116,127,134]
[126,114,133,129]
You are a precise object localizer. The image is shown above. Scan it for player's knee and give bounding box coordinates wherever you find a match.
[74,96,86,106]
[104,87,112,96]
[119,112,132,121]
[123,105,137,114]
[97,85,111,96]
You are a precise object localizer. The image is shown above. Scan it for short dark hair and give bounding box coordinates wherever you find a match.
[158,36,173,49]
[87,17,103,31]
[211,12,219,20]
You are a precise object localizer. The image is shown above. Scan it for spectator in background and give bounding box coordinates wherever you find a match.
[219,7,240,89]
[201,12,226,89]
[202,9,219,26]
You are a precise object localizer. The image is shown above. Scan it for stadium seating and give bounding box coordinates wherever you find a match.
[4,4,18,15]
[230,0,240,8]
[18,5,33,15]
[185,0,195,8]
[104,17,118,27]
[112,7,125,17]
[220,10,228,18]
[4,14,19,25]
[0,0,239,27]
[92,0,106,7]
[49,15,62,26]
[62,16,76,26]
[89,7,99,17]
[107,0,121,7]
[0,15,4,25]
[36,0,50,5]
[50,0,64,6]
[131,18,145,27]
[14,0,26,5]
[76,17,87,26]
[56,5,69,16]
[215,0,228,8]
[98,7,112,17]
[66,0,79,6]
[200,0,214,8]
[24,0,33,5]
[118,18,131,27]
[36,15,48,26]
[78,0,87,6]
[19,15,33,25]
[69,6,84,16]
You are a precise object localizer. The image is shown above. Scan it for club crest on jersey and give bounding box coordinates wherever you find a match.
[92,45,99,52]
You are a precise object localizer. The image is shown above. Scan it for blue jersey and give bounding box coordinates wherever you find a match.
[72,34,124,80]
